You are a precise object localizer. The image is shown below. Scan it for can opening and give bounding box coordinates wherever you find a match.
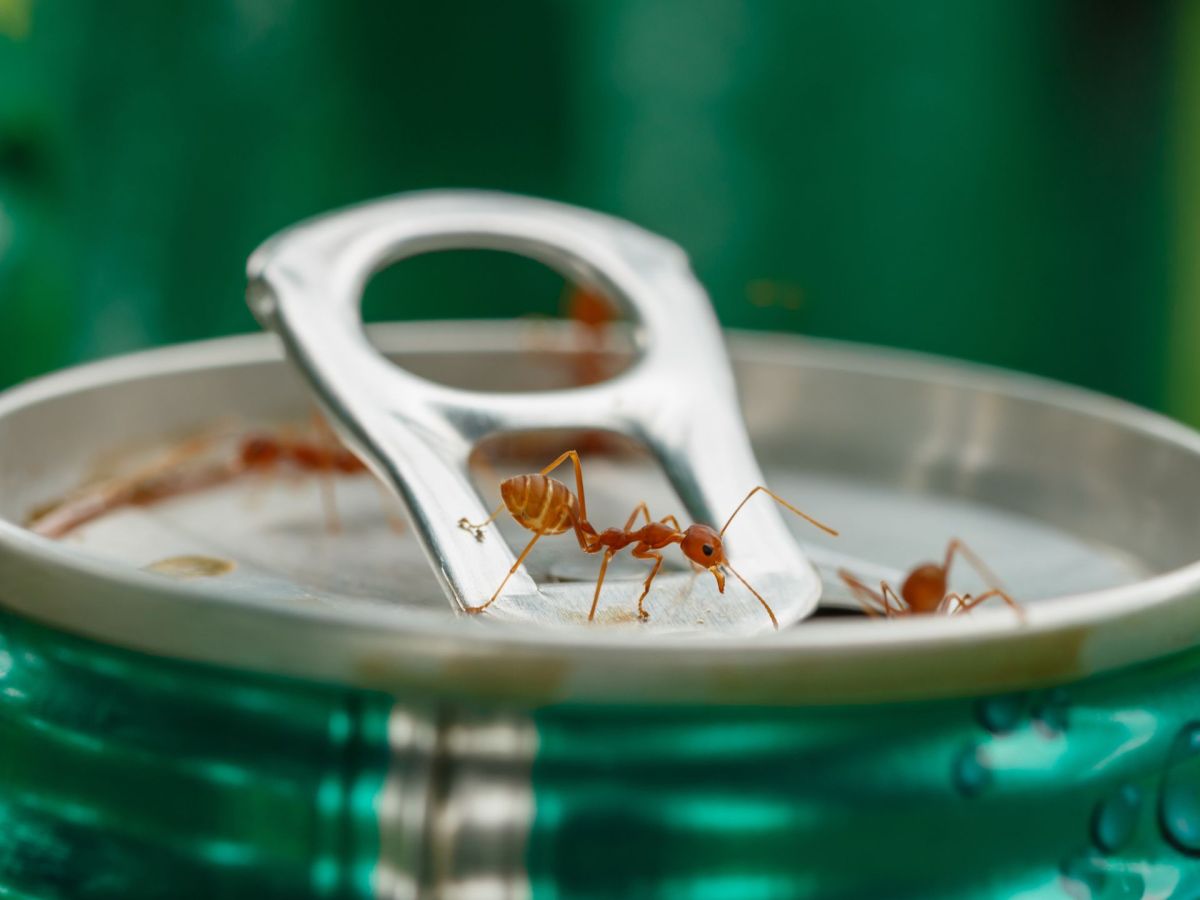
[362,249,637,391]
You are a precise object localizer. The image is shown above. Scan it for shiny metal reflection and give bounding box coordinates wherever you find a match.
[375,706,536,899]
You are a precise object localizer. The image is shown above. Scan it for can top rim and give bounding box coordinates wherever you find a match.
[2,325,1198,706]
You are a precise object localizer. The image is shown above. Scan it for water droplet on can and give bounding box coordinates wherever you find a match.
[1060,851,1109,898]
[1033,687,1070,736]
[1092,784,1142,854]
[975,692,1028,735]
[1060,850,1147,899]
[953,744,992,796]
[1159,722,1200,855]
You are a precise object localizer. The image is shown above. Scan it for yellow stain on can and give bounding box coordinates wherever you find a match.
[144,555,236,579]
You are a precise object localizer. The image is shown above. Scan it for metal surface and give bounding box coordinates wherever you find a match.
[1,325,1200,705]
[373,705,537,900]
[246,191,821,634]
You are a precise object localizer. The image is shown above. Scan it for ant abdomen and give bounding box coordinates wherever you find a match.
[900,564,947,614]
[500,474,577,536]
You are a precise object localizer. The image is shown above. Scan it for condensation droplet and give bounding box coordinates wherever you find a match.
[1033,687,1071,736]
[1060,851,1108,899]
[1159,722,1200,856]
[1060,850,1146,899]
[144,555,236,579]
[1092,784,1142,854]
[953,744,992,797]
[976,692,1028,735]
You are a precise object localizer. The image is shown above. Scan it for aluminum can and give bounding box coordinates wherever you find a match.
[1,324,1199,899]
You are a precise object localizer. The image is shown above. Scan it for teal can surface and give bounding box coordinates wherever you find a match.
[5,608,1200,898]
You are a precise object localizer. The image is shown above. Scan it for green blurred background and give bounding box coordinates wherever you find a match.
[1,1,1197,421]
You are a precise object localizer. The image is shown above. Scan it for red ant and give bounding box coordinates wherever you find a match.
[26,432,239,539]
[563,285,620,387]
[837,539,1021,618]
[458,450,838,628]
[27,418,394,539]
[238,415,371,533]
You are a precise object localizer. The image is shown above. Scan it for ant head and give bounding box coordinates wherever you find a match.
[681,524,726,590]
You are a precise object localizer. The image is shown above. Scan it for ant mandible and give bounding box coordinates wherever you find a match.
[458,450,838,628]
[837,539,1021,618]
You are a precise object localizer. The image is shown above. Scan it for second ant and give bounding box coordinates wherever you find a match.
[838,539,1022,619]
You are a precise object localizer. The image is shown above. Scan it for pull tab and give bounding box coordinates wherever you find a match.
[247,191,824,635]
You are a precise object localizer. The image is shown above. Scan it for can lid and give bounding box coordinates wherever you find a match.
[2,325,1198,705]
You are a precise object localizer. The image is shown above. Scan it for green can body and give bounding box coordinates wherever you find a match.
[4,605,1200,899]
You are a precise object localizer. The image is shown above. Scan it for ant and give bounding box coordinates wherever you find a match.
[27,417,398,539]
[837,539,1021,618]
[457,450,838,628]
[26,432,240,539]
[238,414,371,533]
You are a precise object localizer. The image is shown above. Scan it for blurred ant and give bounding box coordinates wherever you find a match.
[473,285,626,483]
[458,449,837,628]
[237,413,372,533]
[26,432,239,539]
[838,539,1021,618]
[27,415,401,538]
[563,284,620,387]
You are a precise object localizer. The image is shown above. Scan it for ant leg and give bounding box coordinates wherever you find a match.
[659,514,683,531]
[537,450,591,522]
[837,570,887,618]
[880,583,907,617]
[623,501,651,531]
[944,539,1009,594]
[370,481,407,534]
[28,432,228,539]
[719,486,838,538]
[589,549,616,621]
[631,544,665,621]
[465,531,543,614]
[938,592,967,614]
[242,455,278,512]
[951,589,1023,619]
[310,409,344,534]
[316,472,341,534]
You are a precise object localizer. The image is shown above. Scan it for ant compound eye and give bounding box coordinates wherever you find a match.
[702,544,714,556]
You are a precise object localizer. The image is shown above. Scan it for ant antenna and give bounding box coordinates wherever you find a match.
[724,563,780,630]
[719,486,838,538]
